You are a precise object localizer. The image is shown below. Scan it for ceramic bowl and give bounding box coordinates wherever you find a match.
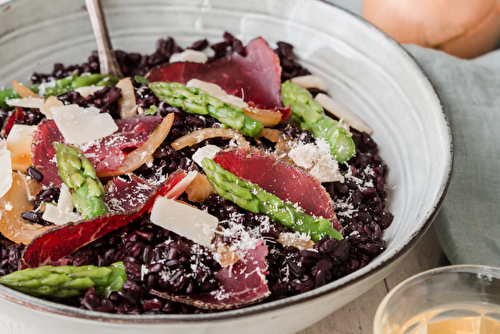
[0,0,453,333]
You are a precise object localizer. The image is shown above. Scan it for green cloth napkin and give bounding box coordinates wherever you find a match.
[326,0,500,267]
[405,45,500,267]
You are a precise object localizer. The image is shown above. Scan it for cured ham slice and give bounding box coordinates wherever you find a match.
[151,239,270,310]
[147,37,282,109]
[104,174,155,214]
[214,147,341,231]
[1,107,24,137]
[31,115,162,187]
[20,172,188,269]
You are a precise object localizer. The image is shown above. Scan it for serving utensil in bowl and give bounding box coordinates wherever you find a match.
[84,0,124,77]
[0,0,452,333]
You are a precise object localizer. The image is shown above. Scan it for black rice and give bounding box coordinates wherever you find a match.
[0,33,394,314]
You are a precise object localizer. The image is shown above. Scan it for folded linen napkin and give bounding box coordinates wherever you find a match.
[404,45,500,267]
[329,0,500,269]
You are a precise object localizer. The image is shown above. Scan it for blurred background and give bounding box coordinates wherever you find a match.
[330,0,362,14]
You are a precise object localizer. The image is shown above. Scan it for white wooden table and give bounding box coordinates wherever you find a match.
[0,226,442,334]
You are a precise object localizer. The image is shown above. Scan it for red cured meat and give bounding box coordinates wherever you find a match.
[151,239,270,310]
[214,147,341,231]
[147,37,282,109]
[1,107,24,137]
[274,106,291,121]
[31,115,162,187]
[104,174,155,214]
[20,171,187,269]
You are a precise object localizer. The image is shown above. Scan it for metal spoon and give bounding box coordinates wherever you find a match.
[85,0,123,78]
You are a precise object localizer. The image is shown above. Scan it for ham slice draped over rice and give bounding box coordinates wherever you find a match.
[20,172,188,269]
[31,115,162,187]
[151,239,270,310]
[147,37,283,109]
[214,147,341,231]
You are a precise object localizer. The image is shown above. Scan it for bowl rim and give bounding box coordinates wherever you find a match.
[0,0,453,324]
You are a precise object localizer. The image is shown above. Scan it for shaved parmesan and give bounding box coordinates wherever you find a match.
[288,139,343,183]
[192,145,221,166]
[0,141,13,199]
[150,197,218,247]
[51,104,118,144]
[170,50,208,64]
[291,75,327,91]
[58,184,74,211]
[6,124,37,172]
[39,96,64,119]
[315,93,373,135]
[116,78,137,119]
[186,79,248,109]
[6,97,44,109]
[75,86,104,98]
[42,184,79,225]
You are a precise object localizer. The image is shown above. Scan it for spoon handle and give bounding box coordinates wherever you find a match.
[85,0,123,78]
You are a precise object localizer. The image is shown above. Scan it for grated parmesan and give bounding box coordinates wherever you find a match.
[288,138,343,183]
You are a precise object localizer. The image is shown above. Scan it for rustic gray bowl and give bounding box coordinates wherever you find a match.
[0,0,452,333]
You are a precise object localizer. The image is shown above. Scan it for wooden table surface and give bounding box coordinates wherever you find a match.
[300,226,442,334]
[0,226,442,334]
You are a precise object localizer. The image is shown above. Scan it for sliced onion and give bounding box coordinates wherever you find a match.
[97,113,174,177]
[315,93,373,135]
[12,80,42,99]
[0,172,50,244]
[258,128,282,142]
[116,78,137,119]
[215,244,239,267]
[243,107,281,127]
[274,133,296,165]
[171,128,249,151]
[186,173,216,202]
[6,124,37,172]
[291,75,327,91]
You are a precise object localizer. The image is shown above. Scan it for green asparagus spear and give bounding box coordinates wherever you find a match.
[53,142,108,219]
[281,81,356,163]
[148,81,263,137]
[0,89,20,110]
[201,158,342,242]
[0,262,126,298]
[0,73,119,110]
